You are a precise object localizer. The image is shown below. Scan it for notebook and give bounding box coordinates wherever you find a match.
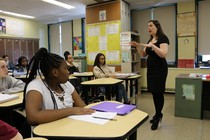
[91,101,136,115]
[0,94,19,103]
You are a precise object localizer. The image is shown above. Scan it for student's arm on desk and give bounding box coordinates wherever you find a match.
[2,76,25,94]
[25,90,94,126]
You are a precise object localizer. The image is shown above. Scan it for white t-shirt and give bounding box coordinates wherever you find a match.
[26,78,75,109]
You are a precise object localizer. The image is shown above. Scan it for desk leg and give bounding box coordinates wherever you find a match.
[135,79,138,105]
[82,85,89,105]
[130,79,133,104]
[125,80,128,92]
[128,131,137,140]
[105,86,112,100]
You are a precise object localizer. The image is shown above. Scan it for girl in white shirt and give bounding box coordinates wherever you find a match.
[24,48,94,126]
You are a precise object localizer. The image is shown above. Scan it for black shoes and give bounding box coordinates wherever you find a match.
[150,113,163,130]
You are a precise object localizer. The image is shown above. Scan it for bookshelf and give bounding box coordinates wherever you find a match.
[120,31,140,73]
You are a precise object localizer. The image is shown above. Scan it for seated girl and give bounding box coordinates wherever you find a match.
[93,53,129,104]
[24,48,94,126]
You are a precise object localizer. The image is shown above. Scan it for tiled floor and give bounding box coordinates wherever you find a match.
[136,92,210,140]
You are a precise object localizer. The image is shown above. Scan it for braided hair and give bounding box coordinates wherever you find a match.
[22,48,64,109]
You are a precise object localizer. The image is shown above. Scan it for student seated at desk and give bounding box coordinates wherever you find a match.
[63,51,79,74]
[64,51,81,93]
[93,53,129,104]
[0,120,23,140]
[0,57,25,94]
[13,56,29,77]
[24,48,94,126]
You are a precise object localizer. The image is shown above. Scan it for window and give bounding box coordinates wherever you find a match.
[198,1,210,56]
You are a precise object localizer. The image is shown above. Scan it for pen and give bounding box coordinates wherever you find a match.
[92,116,117,121]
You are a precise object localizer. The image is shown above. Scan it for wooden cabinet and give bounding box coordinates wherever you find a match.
[0,37,39,64]
[120,31,140,73]
[0,38,6,57]
[13,39,21,64]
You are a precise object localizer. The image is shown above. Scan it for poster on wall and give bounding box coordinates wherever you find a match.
[73,36,82,56]
[0,18,6,34]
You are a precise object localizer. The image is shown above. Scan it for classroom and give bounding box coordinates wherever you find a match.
[0,0,210,140]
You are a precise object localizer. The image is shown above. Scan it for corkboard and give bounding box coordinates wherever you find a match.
[177,12,196,36]
[86,1,121,24]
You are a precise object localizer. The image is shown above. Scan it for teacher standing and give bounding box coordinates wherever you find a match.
[130,20,169,130]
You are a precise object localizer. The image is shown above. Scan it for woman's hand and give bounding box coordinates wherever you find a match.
[129,41,140,48]
[140,42,153,48]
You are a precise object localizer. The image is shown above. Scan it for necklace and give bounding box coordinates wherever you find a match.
[52,90,65,106]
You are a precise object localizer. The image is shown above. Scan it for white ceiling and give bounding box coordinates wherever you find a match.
[0,0,190,24]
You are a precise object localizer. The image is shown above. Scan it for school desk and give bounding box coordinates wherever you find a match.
[81,78,124,104]
[33,102,149,140]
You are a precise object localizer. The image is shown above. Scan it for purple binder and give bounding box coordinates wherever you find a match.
[91,101,136,115]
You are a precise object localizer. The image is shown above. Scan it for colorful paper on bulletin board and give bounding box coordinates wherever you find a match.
[86,20,121,65]
[73,37,82,50]
[0,18,6,34]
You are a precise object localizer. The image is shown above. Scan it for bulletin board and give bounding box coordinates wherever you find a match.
[86,20,121,65]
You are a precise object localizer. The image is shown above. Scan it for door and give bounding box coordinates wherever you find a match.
[27,40,33,61]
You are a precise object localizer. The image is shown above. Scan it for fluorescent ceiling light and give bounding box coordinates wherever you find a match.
[41,0,75,9]
[0,10,35,19]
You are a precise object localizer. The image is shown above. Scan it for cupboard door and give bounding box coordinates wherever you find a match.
[33,40,39,54]
[27,40,33,61]
[21,40,27,58]
[14,39,21,65]
[0,38,5,57]
[5,39,14,63]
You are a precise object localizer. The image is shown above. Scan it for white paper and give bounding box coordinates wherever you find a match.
[106,51,119,61]
[69,111,117,125]
[99,36,107,50]
[88,26,100,37]
[106,24,119,34]
[0,94,19,103]
[88,52,98,61]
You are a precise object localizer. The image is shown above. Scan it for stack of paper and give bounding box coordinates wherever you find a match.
[0,94,19,103]
[69,111,117,125]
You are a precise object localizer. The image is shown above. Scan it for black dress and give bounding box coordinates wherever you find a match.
[146,35,169,93]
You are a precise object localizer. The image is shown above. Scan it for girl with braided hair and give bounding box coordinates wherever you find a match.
[24,48,94,126]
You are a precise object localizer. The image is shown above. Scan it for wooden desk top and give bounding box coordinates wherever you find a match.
[117,74,142,80]
[81,78,123,86]
[33,102,148,140]
[0,92,23,108]
[68,75,78,80]
[71,72,93,77]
